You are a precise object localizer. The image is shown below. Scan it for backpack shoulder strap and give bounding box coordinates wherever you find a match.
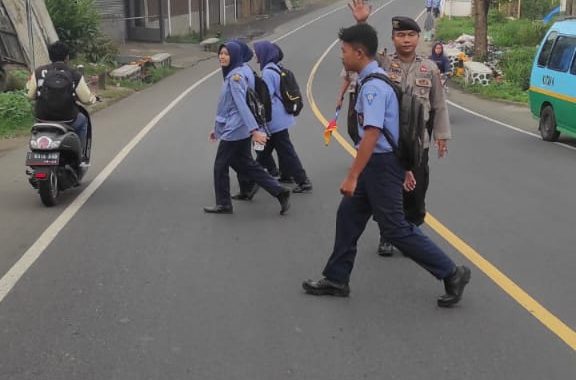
[357,72,400,153]
[360,73,401,100]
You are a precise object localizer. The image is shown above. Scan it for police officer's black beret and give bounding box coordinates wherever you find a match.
[392,16,421,33]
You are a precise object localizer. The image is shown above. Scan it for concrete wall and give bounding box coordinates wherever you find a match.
[443,0,472,17]
[93,0,127,42]
[165,12,201,36]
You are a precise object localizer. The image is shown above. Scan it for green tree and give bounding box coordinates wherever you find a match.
[46,0,116,62]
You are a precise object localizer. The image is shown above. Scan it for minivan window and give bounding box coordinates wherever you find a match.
[538,32,558,66]
[571,55,576,75]
[548,36,576,72]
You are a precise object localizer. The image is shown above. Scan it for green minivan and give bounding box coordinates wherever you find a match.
[529,19,576,141]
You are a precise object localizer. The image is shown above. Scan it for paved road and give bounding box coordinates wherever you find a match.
[0,1,575,378]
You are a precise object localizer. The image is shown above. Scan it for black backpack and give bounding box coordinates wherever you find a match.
[359,73,426,171]
[269,65,303,116]
[245,71,273,134]
[38,68,76,119]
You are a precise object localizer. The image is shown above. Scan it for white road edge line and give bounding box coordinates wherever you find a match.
[447,100,576,152]
[0,2,349,304]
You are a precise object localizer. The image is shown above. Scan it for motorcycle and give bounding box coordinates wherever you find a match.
[25,105,93,207]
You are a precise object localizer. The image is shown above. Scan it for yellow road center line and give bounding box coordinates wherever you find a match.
[305,8,576,352]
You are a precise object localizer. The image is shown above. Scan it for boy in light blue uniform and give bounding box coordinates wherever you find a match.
[302,24,470,307]
[204,41,290,215]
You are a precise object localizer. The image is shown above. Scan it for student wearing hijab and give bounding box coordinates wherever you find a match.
[204,41,291,215]
[253,40,312,194]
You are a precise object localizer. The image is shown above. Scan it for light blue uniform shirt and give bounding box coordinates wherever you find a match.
[262,62,295,134]
[241,63,255,90]
[214,67,259,141]
[355,60,399,154]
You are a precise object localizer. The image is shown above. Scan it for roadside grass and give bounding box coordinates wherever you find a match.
[166,32,201,44]
[0,91,34,138]
[452,77,529,104]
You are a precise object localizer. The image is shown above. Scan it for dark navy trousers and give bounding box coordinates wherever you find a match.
[239,129,308,193]
[402,148,429,226]
[214,137,284,207]
[322,153,455,284]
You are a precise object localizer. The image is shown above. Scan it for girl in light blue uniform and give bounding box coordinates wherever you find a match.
[253,41,312,193]
[204,41,290,215]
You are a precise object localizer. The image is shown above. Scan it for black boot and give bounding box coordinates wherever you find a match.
[293,179,313,193]
[437,266,471,307]
[232,184,260,201]
[377,239,394,256]
[277,189,291,215]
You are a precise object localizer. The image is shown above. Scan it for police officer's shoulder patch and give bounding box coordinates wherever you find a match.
[232,73,242,82]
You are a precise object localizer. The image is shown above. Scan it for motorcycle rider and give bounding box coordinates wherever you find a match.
[26,41,97,161]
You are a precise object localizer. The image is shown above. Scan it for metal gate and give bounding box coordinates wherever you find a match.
[208,0,220,26]
[126,0,165,42]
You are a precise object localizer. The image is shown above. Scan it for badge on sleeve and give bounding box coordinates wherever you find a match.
[232,73,242,81]
[420,65,428,73]
[364,91,377,106]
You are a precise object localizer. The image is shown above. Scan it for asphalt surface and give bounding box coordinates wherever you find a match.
[0,0,575,378]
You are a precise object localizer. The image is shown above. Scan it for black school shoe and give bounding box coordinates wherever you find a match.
[377,240,394,256]
[203,205,233,214]
[292,179,313,193]
[231,185,260,201]
[302,278,350,297]
[277,189,291,215]
[437,266,471,307]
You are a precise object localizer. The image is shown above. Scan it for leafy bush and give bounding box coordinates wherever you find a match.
[500,47,538,90]
[435,17,474,41]
[3,69,30,91]
[46,0,117,63]
[0,91,33,137]
[490,20,548,47]
[521,0,560,20]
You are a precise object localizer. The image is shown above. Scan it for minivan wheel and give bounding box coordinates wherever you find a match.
[539,105,560,142]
